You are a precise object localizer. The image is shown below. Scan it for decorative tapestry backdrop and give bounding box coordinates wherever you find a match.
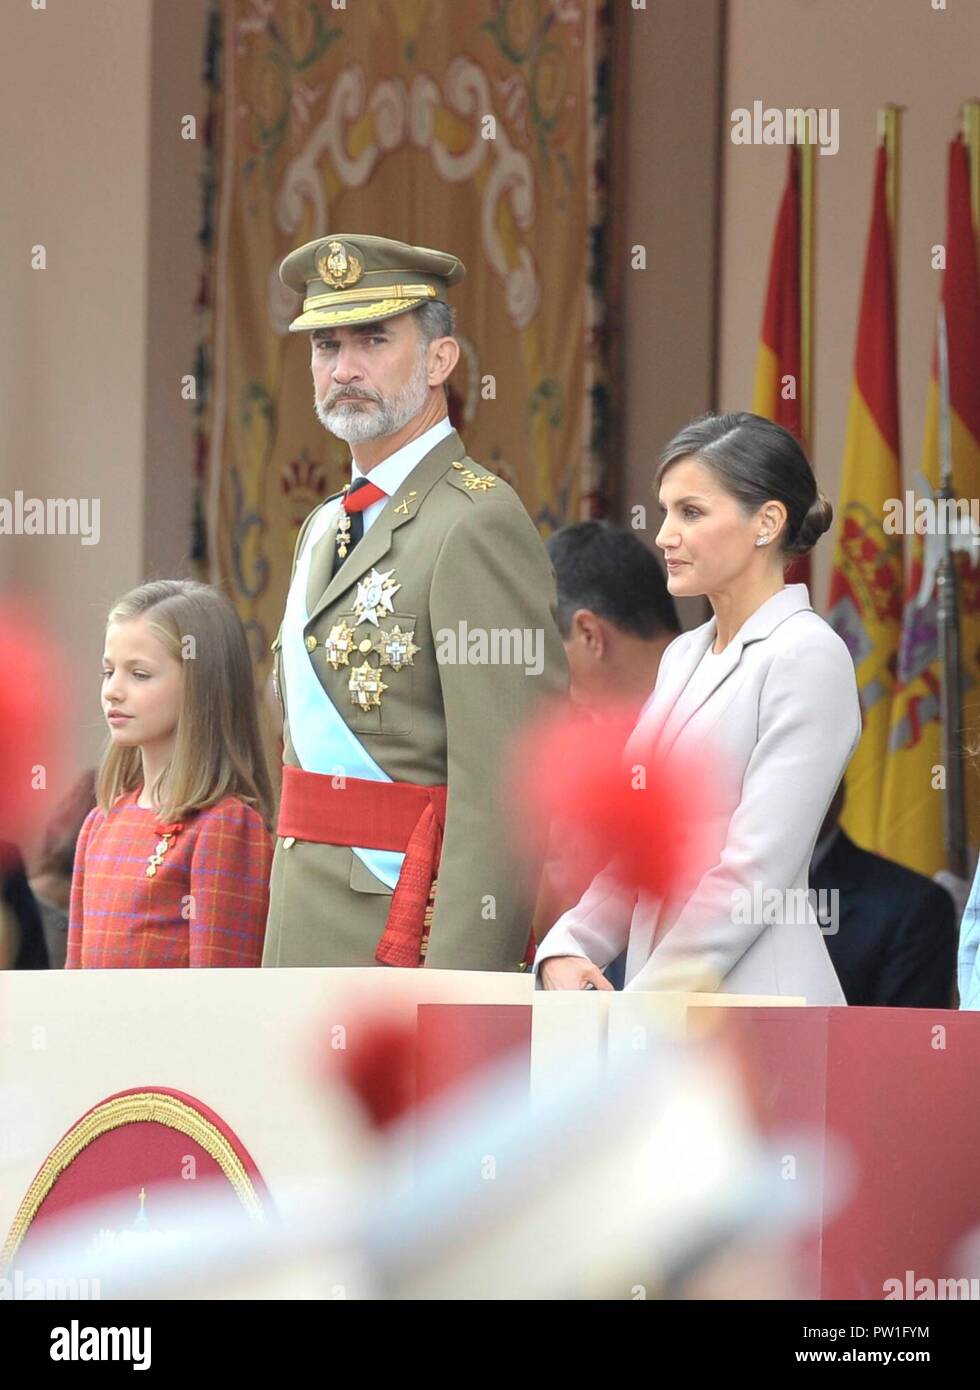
[196,0,615,668]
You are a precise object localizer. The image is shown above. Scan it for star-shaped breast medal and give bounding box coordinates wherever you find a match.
[348,661,388,709]
[323,619,356,668]
[378,625,419,671]
[353,568,401,627]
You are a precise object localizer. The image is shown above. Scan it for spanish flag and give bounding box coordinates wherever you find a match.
[751,145,810,586]
[878,133,980,877]
[826,141,904,853]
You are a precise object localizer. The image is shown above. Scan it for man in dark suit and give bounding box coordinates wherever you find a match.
[811,784,956,1007]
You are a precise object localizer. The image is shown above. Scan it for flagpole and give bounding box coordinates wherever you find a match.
[798,112,815,450]
[878,104,903,273]
[963,99,980,234]
[879,102,905,607]
[946,97,980,880]
[936,303,968,878]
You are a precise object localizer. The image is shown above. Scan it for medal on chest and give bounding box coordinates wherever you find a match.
[377,624,419,671]
[311,568,419,710]
[334,481,356,562]
[348,661,389,710]
[146,820,182,878]
[323,618,356,668]
[353,568,401,626]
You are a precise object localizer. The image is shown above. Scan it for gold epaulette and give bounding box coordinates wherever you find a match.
[446,459,498,495]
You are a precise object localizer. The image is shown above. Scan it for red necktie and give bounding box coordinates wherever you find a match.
[343,477,387,514]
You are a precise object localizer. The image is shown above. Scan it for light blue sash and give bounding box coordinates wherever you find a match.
[281,498,404,889]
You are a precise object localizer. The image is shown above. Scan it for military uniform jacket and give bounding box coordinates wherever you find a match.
[263,426,568,969]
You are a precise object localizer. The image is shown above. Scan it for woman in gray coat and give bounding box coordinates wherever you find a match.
[536,412,860,1004]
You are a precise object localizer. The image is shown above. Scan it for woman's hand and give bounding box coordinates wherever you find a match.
[539,955,614,991]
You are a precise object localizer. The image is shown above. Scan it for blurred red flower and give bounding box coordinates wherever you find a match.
[0,602,67,852]
[508,703,721,901]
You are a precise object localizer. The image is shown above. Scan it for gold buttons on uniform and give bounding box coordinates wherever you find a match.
[282,836,296,849]
[305,635,318,652]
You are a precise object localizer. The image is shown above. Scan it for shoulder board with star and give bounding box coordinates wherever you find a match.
[445,459,501,499]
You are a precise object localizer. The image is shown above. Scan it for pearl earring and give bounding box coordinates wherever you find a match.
[755,535,770,547]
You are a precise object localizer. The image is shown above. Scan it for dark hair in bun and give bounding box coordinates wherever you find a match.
[655,411,832,559]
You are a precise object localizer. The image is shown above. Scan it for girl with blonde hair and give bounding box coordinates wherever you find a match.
[67,580,274,969]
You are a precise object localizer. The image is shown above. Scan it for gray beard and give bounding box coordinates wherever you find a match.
[314,351,430,443]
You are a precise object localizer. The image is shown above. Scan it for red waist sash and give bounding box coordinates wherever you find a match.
[278,764,447,967]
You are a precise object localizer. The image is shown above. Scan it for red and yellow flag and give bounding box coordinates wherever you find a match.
[827,139,904,852]
[879,133,980,877]
[751,144,811,586]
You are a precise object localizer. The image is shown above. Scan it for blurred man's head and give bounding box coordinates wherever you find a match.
[547,521,681,712]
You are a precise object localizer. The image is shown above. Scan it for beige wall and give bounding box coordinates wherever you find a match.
[620,0,724,632]
[145,0,211,579]
[1,0,151,830]
[0,0,207,855]
[719,0,980,612]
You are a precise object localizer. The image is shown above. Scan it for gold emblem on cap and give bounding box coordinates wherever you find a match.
[316,240,364,289]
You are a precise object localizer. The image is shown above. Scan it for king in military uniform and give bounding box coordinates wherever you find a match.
[263,233,568,970]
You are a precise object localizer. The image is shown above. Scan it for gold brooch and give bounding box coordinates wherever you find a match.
[146,820,182,878]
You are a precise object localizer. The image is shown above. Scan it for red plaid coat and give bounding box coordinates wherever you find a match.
[66,791,272,969]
